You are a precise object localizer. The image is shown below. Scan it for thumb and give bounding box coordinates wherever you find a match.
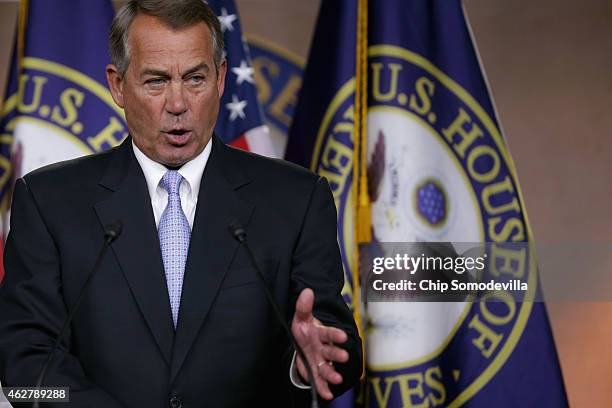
[295,288,314,321]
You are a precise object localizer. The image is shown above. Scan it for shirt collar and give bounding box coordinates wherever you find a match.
[132,137,212,199]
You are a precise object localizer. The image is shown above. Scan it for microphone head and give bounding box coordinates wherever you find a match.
[228,220,246,243]
[104,220,123,242]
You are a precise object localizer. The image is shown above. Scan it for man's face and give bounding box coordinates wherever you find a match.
[106,14,226,167]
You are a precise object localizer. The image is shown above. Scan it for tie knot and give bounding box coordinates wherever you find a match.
[160,170,184,195]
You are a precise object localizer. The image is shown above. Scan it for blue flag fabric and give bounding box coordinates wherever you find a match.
[0,0,122,281]
[285,0,356,166]
[286,0,568,406]
[286,0,358,303]
[18,1,114,85]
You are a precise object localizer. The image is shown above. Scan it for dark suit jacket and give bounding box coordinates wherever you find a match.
[0,136,362,407]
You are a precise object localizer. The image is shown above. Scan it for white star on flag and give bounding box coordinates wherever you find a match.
[225,94,247,121]
[218,8,237,32]
[231,60,254,85]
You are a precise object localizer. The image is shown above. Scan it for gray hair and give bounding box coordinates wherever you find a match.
[109,0,225,77]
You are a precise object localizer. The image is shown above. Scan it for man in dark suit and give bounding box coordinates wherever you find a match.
[0,1,362,407]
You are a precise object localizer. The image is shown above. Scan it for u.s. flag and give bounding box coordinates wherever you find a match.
[206,0,277,157]
[287,0,568,406]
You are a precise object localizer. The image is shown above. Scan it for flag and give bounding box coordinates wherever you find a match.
[285,1,360,405]
[286,0,568,406]
[205,0,277,157]
[0,0,122,283]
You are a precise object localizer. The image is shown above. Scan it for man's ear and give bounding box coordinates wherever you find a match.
[106,64,125,108]
[216,58,227,99]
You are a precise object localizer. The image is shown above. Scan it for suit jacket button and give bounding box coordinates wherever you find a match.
[169,396,182,408]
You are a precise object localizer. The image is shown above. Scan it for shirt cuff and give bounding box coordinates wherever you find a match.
[289,351,312,389]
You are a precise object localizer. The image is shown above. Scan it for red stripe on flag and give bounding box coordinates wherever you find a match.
[0,239,4,283]
[229,134,250,151]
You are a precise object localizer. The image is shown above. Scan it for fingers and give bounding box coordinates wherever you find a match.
[291,288,352,400]
[321,343,349,364]
[294,288,314,321]
[316,324,348,344]
[296,354,336,400]
[316,344,347,392]
[313,359,343,400]
[317,360,343,385]
[315,376,334,400]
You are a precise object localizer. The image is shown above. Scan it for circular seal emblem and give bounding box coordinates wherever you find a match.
[0,57,127,185]
[310,45,536,406]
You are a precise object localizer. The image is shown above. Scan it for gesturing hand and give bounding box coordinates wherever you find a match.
[291,288,349,400]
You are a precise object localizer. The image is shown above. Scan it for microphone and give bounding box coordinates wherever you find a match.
[104,220,123,241]
[228,221,320,408]
[33,221,123,408]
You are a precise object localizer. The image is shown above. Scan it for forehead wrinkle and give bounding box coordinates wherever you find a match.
[130,22,210,56]
[182,62,210,76]
[138,62,210,79]
[132,43,210,68]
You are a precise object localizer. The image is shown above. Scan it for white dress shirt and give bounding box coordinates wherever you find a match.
[131,139,309,389]
[0,379,12,408]
[132,140,211,229]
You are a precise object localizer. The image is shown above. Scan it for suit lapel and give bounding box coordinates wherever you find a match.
[170,137,254,382]
[94,139,174,366]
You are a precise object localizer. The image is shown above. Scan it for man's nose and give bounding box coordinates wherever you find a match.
[165,81,187,115]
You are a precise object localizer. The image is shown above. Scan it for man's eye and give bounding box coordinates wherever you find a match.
[187,76,205,85]
[146,78,165,87]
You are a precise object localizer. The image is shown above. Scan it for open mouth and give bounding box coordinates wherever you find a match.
[166,129,189,136]
[163,129,192,143]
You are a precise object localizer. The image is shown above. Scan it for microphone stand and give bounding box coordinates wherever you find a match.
[229,222,320,408]
[33,221,122,408]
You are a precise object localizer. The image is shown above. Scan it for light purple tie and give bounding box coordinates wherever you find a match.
[158,170,191,328]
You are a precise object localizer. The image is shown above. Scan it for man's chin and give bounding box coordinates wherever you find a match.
[159,157,190,168]
[158,147,200,168]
